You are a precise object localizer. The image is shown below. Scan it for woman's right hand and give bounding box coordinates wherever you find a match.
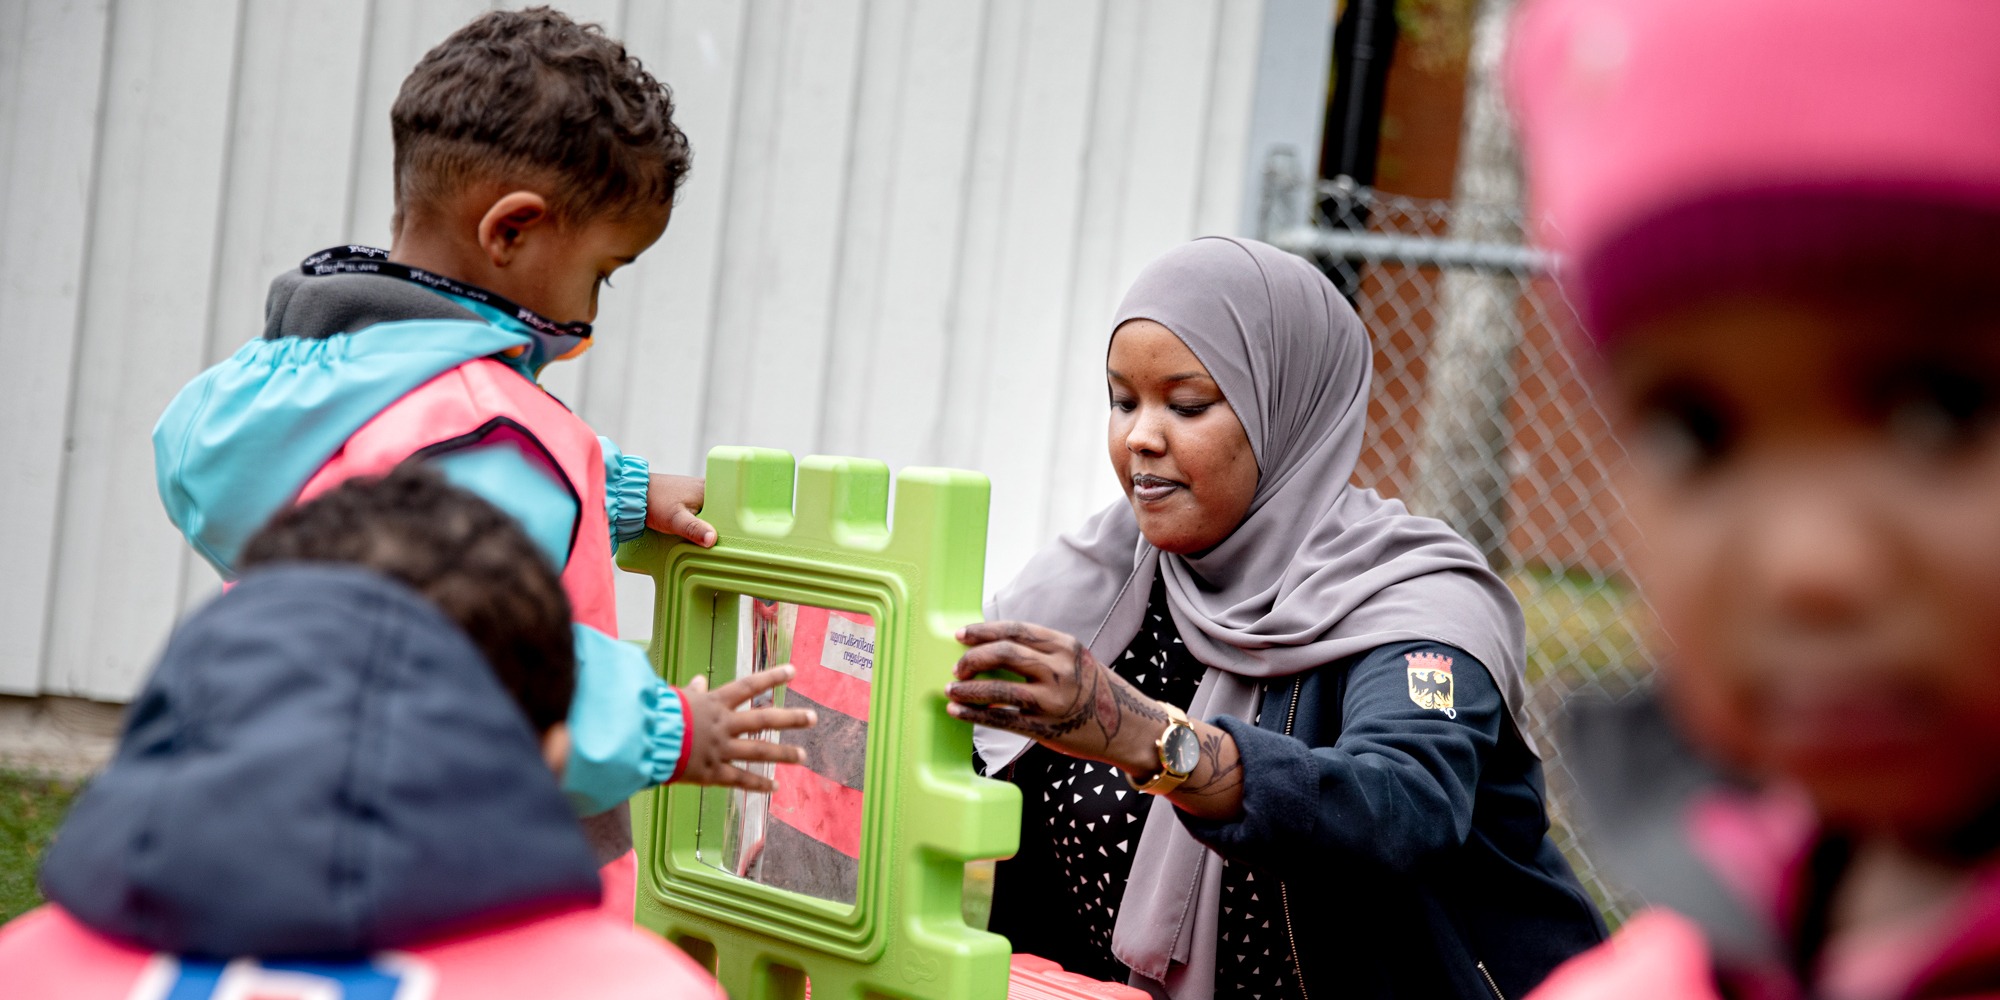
[948,620,1248,819]
[946,621,1170,777]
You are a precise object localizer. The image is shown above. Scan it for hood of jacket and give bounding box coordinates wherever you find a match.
[38,564,601,957]
[155,268,537,577]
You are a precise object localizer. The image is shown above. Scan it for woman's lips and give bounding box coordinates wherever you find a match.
[1131,474,1183,503]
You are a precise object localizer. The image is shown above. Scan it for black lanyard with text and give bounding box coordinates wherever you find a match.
[299,245,591,362]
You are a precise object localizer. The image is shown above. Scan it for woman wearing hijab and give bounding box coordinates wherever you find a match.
[947,238,1605,1000]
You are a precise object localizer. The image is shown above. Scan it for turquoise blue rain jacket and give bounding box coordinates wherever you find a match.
[151,260,681,815]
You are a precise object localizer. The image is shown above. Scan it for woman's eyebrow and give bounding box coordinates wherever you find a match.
[1104,369,1213,383]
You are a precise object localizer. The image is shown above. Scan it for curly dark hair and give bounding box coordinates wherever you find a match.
[238,464,576,735]
[390,5,692,228]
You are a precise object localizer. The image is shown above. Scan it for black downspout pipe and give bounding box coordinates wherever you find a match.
[1318,0,1399,298]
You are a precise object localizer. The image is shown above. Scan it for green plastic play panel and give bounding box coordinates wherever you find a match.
[618,447,1021,1000]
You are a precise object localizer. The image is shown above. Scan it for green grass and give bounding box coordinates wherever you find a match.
[1510,568,1654,690]
[962,859,995,930]
[0,770,78,921]
[1506,569,1657,925]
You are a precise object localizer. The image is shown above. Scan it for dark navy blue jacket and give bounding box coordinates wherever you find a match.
[38,565,602,957]
[1178,640,1606,999]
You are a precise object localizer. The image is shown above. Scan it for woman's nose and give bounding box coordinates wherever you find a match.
[1124,407,1168,454]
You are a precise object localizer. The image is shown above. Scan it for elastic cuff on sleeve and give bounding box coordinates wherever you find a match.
[562,626,687,815]
[606,450,651,546]
[636,678,688,786]
[667,687,694,783]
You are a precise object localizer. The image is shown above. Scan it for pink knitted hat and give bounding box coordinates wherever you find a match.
[1507,0,2000,346]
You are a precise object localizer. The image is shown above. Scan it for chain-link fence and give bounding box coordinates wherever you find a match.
[1270,179,1656,922]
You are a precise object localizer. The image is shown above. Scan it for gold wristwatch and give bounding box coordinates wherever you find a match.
[1127,701,1199,795]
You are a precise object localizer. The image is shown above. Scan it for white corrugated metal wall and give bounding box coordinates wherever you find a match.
[0,0,1331,702]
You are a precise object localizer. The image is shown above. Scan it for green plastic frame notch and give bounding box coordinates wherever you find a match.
[617,447,1022,1000]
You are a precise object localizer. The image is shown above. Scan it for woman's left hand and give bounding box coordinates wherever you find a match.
[946,620,1169,773]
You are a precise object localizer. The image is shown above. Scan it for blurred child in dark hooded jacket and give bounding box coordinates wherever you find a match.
[0,467,723,999]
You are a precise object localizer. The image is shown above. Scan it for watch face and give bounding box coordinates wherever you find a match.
[1162,724,1201,776]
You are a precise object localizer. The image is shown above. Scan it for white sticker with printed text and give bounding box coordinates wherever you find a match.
[819,614,876,681]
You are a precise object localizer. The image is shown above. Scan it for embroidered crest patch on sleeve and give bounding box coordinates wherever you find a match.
[1405,651,1455,716]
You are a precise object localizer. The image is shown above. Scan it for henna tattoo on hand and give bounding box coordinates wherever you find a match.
[990,640,1097,741]
[966,639,1184,770]
[1093,662,1122,746]
[1110,678,1169,725]
[1042,641,1098,737]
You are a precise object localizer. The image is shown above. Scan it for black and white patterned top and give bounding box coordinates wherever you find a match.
[997,573,1299,997]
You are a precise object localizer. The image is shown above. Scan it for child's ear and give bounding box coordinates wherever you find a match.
[541,721,571,777]
[478,191,551,267]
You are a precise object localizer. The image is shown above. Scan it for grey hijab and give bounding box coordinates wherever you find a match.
[977,237,1529,999]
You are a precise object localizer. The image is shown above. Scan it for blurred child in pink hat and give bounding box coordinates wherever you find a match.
[1508,0,2000,997]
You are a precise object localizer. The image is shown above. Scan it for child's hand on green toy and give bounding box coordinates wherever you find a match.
[649,473,717,547]
[677,665,816,790]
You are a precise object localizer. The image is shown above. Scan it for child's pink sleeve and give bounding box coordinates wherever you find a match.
[1527,910,1723,1000]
